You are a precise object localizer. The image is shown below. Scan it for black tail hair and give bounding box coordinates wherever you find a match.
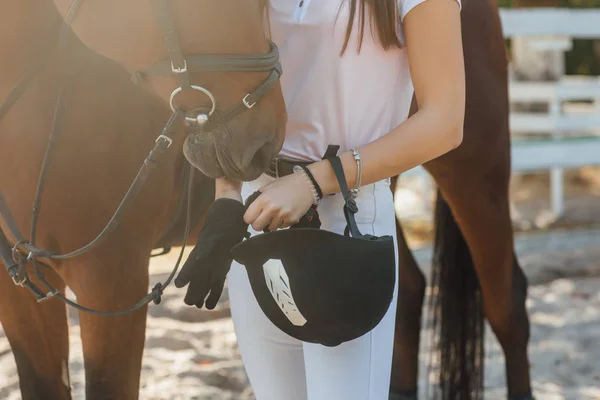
[428,190,484,400]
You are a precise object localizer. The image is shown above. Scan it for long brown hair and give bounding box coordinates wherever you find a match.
[340,0,402,54]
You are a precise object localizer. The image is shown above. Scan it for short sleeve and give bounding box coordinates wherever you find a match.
[398,0,462,22]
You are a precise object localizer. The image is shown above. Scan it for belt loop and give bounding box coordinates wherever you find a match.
[275,158,279,178]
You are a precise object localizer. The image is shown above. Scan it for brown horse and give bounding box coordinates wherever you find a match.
[0,1,285,400]
[50,0,533,399]
[390,1,533,399]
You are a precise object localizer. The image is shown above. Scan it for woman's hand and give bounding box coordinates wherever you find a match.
[243,171,315,232]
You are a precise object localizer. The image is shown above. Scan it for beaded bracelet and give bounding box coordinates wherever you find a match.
[293,165,323,206]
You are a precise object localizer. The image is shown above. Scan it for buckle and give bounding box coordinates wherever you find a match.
[9,267,27,286]
[36,289,59,303]
[171,60,188,74]
[243,94,256,109]
[155,135,173,148]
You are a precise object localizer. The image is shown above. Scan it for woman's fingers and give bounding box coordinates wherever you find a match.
[243,180,311,231]
[268,216,287,232]
[243,195,264,226]
[247,203,291,232]
[251,209,277,232]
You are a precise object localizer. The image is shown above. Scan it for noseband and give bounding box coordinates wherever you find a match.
[132,0,282,130]
[0,0,281,316]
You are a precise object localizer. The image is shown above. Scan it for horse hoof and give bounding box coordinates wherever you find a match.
[389,390,418,400]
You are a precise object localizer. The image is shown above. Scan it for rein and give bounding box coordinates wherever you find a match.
[0,0,82,121]
[0,0,282,316]
[0,0,193,315]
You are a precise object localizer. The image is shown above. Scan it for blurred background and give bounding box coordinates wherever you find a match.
[1,1,599,399]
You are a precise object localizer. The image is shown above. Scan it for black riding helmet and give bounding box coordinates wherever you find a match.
[231,156,396,347]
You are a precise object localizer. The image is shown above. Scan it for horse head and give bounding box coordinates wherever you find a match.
[51,0,287,181]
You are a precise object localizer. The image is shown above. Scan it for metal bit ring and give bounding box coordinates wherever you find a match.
[169,85,216,125]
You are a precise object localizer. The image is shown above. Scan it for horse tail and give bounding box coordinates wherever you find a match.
[428,189,484,400]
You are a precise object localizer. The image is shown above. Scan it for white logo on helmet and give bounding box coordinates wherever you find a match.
[262,259,307,326]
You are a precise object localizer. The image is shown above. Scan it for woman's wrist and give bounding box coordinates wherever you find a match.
[306,152,357,197]
[293,165,323,205]
[215,177,242,202]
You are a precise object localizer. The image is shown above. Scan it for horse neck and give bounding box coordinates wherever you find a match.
[0,1,62,91]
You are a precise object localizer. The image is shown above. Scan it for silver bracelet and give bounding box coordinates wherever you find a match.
[293,165,321,206]
[350,149,362,199]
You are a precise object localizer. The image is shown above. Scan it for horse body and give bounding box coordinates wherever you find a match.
[0,1,212,398]
[391,0,533,399]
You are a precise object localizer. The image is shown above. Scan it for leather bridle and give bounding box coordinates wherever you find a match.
[136,0,282,130]
[0,0,282,316]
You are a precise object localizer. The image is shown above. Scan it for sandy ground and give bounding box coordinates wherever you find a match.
[1,169,600,399]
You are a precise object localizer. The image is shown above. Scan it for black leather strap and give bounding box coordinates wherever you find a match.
[201,65,282,132]
[132,40,281,82]
[0,110,185,262]
[325,156,368,239]
[0,0,83,122]
[151,0,191,90]
[322,145,340,159]
[0,229,18,278]
[0,72,38,121]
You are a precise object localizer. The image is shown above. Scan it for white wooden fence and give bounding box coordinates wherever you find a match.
[400,8,600,218]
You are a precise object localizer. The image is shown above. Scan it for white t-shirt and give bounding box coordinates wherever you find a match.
[269,0,460,162]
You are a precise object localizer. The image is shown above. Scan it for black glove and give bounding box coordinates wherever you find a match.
[174,198,249,309]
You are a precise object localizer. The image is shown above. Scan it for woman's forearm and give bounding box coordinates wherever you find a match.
[215,177,243,202]
[304,0,465,197]
[308,106,464,196]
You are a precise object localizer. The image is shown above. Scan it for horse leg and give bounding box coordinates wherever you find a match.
[61,247,150,400]
[0,264,71,399]
[433,171,532,399]
[389,213,426,400]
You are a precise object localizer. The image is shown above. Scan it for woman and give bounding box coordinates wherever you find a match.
[178,0,464,398]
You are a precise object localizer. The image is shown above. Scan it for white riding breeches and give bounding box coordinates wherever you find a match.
[227,174,399,400]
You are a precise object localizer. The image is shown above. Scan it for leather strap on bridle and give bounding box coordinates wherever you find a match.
[151,0,192,90]
[0,0,83,121]
[200,64,282,132]
[0,110,191,314]
[0,111,185,261]
[131,41,281,80]
[131,0,282,129]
